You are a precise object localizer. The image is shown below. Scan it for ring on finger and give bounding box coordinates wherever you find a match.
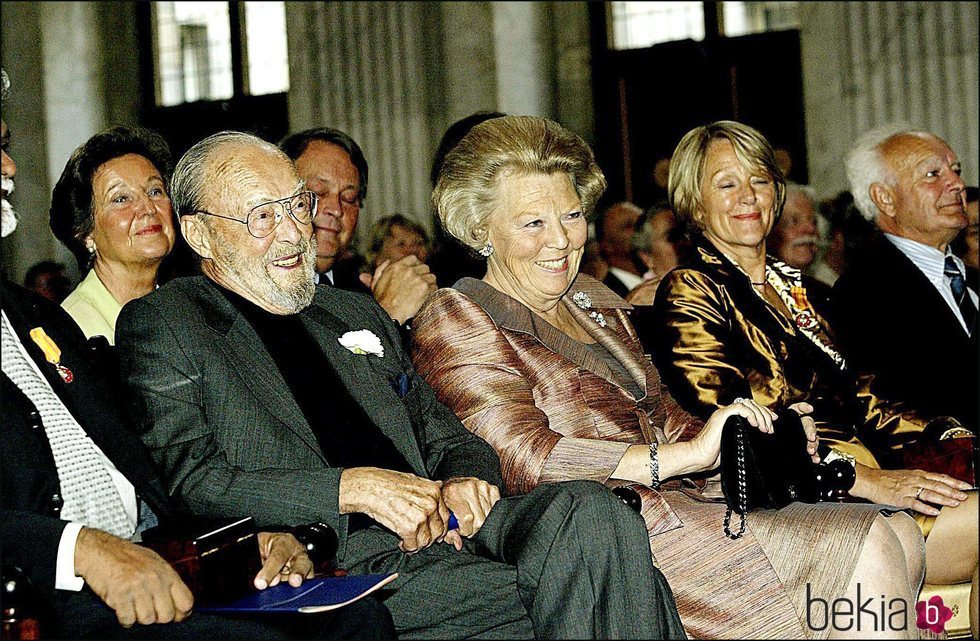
[733,397,750,404]
[914,487,924,499]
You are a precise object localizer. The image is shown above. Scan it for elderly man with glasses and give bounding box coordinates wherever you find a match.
[114,131,684,640]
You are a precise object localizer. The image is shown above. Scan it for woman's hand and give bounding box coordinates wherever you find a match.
[851,466,971,516]
[787,401,820,463]
[688,398,777,472]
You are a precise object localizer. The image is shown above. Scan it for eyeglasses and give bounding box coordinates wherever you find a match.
[189,190,318,238]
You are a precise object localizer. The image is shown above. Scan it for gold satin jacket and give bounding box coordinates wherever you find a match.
[649,238,932,469]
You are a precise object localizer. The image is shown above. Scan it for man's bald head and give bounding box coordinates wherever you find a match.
[170,131,291,219]
[847,125,967,250]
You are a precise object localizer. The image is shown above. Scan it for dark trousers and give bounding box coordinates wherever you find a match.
[49,590,395,639]
[341,480,685,639]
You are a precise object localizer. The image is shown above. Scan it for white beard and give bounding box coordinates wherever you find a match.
[1,176,16,238]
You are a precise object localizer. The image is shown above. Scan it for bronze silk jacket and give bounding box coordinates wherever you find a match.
[411,274,707,537]
[411,273,891,639]
[649,237,932,470]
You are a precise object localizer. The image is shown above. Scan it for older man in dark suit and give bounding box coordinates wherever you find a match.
[832,124,978,432]
[0,69,392,640]
[116,130,684,639]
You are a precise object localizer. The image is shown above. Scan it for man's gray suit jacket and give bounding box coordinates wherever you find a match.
[116,276,503,557]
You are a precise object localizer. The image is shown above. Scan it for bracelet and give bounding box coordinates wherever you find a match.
[649,442,661,489]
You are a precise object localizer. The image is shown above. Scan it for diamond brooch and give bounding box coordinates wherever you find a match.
[572,291,607,327]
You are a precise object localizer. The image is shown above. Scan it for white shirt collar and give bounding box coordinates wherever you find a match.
[883,233,957,283]
[607,266,643,291]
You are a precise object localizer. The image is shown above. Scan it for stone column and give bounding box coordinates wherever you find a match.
[285,1,442,237]
[800,1,978,197]
[492,2,556,118]
[551,1,595,145]
[439,1,499,127]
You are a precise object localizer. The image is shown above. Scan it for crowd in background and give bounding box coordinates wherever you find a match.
[25,136,977,326]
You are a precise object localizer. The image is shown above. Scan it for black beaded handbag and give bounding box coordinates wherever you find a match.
[720,409,854,539]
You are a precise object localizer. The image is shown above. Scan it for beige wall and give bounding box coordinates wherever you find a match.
[285,1,594,244]
[1,1,141,284]
[801,1,979,199]
[3,1,977,280]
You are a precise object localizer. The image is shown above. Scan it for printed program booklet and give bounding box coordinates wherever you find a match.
[198,573,398,613]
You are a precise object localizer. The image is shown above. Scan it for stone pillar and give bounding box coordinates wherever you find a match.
[1,2,65,283]
[551,1,595,145]
[41,2,108,188]
[492,2,556,118]
[285,1,599,243]
[285,1,442,237]
[1,1,141,284]
[798,2,851,198]
[439,2,499,127]
[800,1,978,198]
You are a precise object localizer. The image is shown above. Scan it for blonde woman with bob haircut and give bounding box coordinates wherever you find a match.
[650,119,978,634]
[412,115,925,639]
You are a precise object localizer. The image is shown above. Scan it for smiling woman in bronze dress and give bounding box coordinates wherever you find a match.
[411,115,926,639]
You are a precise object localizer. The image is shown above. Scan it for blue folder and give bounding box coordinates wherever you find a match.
[198,573,398,613]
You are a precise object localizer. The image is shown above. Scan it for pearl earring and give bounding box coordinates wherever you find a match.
[478,241,494,258]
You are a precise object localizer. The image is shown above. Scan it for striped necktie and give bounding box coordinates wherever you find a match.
[944,255,977,335]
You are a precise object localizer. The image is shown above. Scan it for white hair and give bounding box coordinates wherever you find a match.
[171,130,284,216]
[844,122,916,222]
[785,182,817,207]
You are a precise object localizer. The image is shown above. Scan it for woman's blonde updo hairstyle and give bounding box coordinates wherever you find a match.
[668,120,786,231]
[432,115,606,251]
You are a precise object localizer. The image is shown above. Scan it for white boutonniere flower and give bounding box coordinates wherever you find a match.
[338,329,385,357]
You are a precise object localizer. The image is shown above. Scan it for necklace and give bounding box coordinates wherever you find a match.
[751,280,766,286]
